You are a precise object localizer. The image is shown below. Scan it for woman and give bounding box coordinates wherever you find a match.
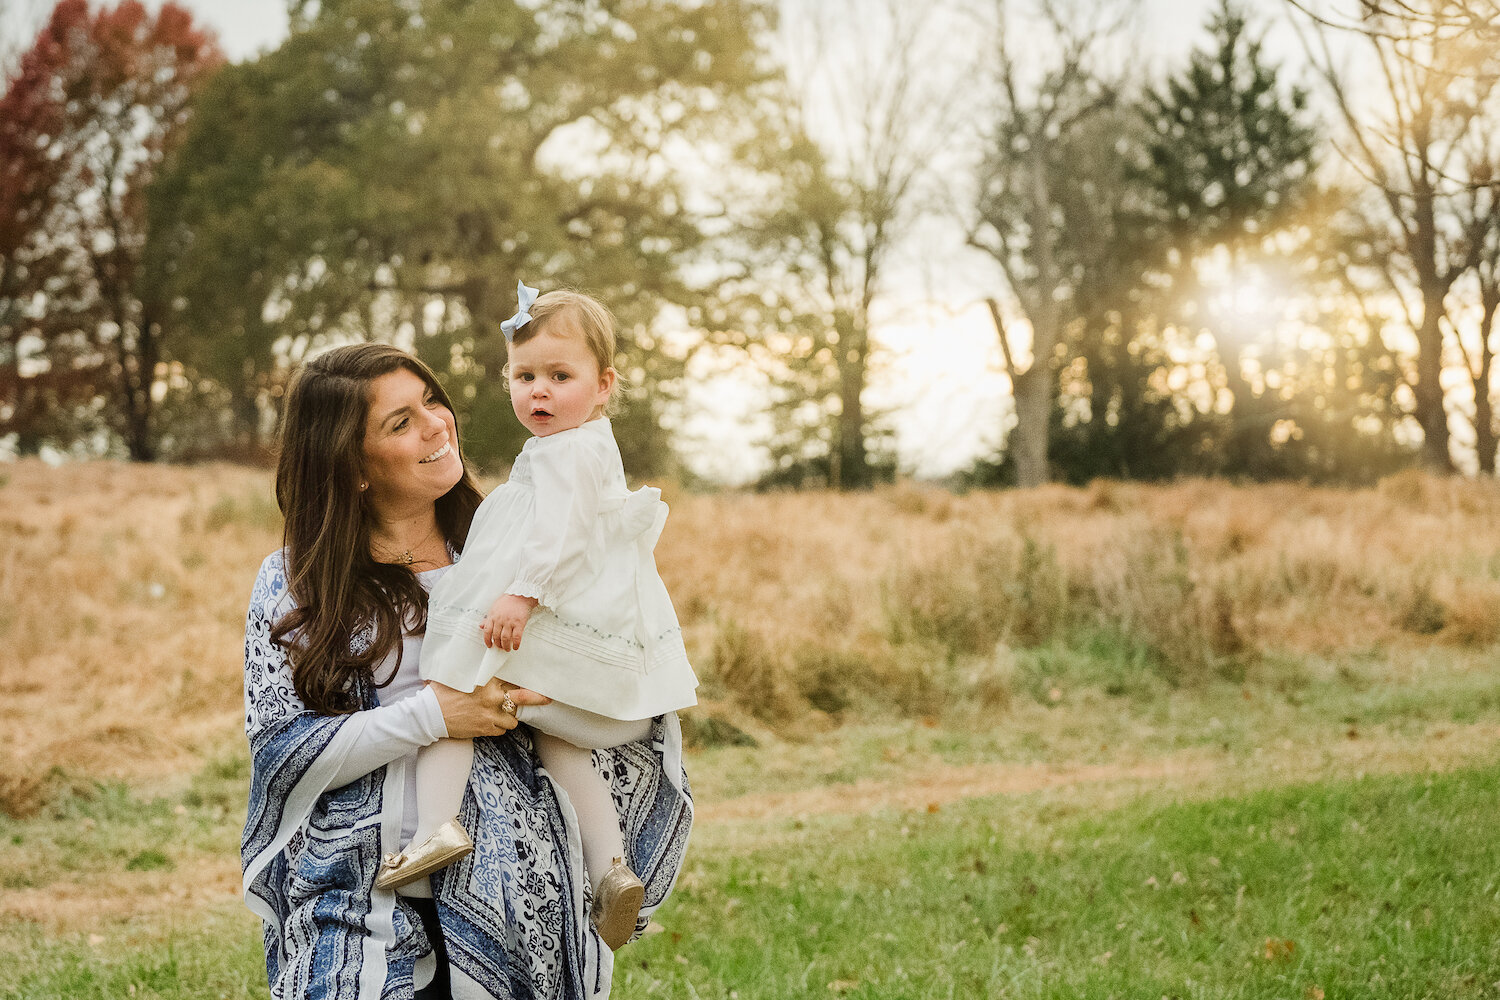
[241,344,693,999]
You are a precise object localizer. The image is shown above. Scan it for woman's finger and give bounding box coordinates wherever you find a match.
[504,685,551,707]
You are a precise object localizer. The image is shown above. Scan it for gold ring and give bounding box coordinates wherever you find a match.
[501,694,518,717]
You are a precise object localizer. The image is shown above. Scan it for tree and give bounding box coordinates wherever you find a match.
[697,0,949,490]
[1289,0,1500,471]
[149,0,777,473]
[1140,0,1321,477]
[966,0,1134,487]
[1043,101,1212,484]
[0,0,220,459]
[1467,179,1500,472]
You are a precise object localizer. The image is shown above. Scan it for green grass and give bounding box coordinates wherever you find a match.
[4,646,1498,999]
[0,909,265,1000]
[6,763,1499,999]
[686,643,1500,806]
[621,764,1500,999]
[0,773,239,893]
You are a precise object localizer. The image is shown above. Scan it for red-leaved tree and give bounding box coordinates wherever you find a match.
[0,0,219,459]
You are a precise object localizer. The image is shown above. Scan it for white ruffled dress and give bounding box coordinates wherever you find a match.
[423,417,698,721]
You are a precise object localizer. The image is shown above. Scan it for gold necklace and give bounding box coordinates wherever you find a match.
[379,522,440,566]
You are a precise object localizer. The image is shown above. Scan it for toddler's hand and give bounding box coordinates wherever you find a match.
[480,593,539,651]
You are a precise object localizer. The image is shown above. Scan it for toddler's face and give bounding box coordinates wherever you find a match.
[508,318,614,437]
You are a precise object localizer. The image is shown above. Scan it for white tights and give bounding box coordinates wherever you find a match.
[412,702,651,887]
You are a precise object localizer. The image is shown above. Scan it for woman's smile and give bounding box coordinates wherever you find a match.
[363,369,464,503]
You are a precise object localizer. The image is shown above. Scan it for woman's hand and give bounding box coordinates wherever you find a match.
[480,593,540,651]
[428,679,551,738]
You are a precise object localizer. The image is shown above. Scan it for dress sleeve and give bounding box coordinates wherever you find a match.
[505,432,609,608]
[243,553,446,801]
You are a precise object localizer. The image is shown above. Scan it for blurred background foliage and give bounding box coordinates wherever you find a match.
[2,0,1499,487]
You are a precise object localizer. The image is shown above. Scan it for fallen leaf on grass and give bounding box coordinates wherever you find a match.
[1263,938,1295,961]
[1305,987,1325,1000]
[828,980,859,994]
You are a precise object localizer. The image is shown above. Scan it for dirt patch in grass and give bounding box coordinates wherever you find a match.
[696,720,1500,826]
[8,721,1496,939]
[0,853,242,934]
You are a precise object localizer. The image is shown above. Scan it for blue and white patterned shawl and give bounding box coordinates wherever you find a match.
[242,551,694,1000]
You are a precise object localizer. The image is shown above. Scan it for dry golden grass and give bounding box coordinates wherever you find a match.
[4,460,1500,816]
[662,473,1500,725]
[0,460,277,812]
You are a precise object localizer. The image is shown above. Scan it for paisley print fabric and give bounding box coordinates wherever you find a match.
[241,551,693,999]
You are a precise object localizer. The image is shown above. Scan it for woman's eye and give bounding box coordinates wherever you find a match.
[394,418,409,431]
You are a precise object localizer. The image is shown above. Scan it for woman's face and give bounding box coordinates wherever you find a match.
[361,368,463,510]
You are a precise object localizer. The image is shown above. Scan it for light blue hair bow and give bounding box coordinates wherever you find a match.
[500,280,539,342]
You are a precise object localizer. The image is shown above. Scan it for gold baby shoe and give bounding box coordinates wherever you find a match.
[374,818,474,891]
[591,857,645,950]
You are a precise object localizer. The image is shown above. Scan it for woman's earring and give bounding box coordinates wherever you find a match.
[360,482,369,491]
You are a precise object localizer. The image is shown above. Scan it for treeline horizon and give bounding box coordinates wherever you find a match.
[2,0,1498,488]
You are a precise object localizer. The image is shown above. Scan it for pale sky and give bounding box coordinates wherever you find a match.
[0,0,1304,70]
[166,0,1301,70]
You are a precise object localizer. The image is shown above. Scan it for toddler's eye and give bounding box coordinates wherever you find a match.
[554,373,569,382]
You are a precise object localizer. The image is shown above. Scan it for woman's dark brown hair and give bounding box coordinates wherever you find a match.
[271,343,484,715]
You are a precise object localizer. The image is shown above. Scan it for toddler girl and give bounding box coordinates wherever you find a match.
[374,282,698,950]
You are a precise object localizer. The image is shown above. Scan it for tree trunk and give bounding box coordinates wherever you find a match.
[1415,289,1454,472]
[1477,293,1498,475]
[1010,361,1051,488]
[231,356,262,450]
[835,313,869,490]
[1010,153,1059,489]
[106,269,155,461]
[121,313,159,462]
[1218,339,1265,476]
[986,296,1051,487]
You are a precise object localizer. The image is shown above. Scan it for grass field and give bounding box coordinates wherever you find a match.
[2,460,1500,998]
